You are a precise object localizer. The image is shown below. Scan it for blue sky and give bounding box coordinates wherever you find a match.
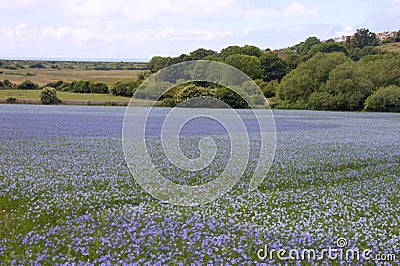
[0,0,399,61]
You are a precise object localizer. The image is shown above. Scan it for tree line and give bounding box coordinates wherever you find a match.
[148,28,400,112]
[0,60,147,71]
[0,79,110,94]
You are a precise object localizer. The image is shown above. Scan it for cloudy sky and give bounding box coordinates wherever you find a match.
[1,0,399,61]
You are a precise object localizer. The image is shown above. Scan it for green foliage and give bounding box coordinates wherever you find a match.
[70,80,91,93]
[111,82,138,97]
[148,56,171,72]
[282,37,322,69]
[189,48,217,60]
[56,80,110,94]
[224,54,263,80]
[307,92,336,110]
[3,80,14,88]
[278,52,349,104]
[1,59,146,70]
[46,80,70,91]
[91,83,109,94]
[219,45,243,60]
[348,46,378,61]
[136,71,152,82]
[159,82,249,109]
[309,42,348,57]
[364,85,400,112]
[347,28,379,48]
[17,80,39,90]
[176,84,214,102]
[6,97,16,104]
[315,62,374,110]
[214,87,248,109]
[259,52,288,81]
[2,65,17,70]
[29,63,45,69]
[297,37,321,55]
[241,45,263,57]
[256,79,279,98]
[0,80,3,88]
[39,87,60,105]
[174,84,218,107]
[357,53,400,88]
[395,30,400,42]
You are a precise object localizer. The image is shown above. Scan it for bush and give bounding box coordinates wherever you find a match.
[3,80,14,88]
[18,80,39,90]
[29,63,45,69]
[91,82,109,94]
[307,92,336,110]
[214,87,248,109]
[257,80,279,98]
[364,85,400,112]
[6,97,16,104]
[70,80,91,93]
[39,87,60,105]
[46,80,70,91]
[111,82,138,97]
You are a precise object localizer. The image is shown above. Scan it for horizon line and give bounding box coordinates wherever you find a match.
[0,57,150,63]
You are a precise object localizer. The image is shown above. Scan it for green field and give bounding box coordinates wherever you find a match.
[0,68,141,87]
[0,89,130,103]
[377,42,400,53]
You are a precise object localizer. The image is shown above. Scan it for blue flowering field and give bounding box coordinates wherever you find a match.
[0,105,399,264]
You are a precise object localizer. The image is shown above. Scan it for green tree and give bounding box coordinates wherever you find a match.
[256,79,280,98]
[395,30,400,42]
[297,37,321,55]
[91,82,109,94]
[46,80,70,91]
[29,63,45,69]
[364,85,400,112]
[3,80,14,88]
[111,81,138,97]
[348,28,379,48]
[318,61,374,110]
[278,52,349,104]
[348,46,378,61]
[259,52,288,81]
[18,80,39,90]
[357,53,400,88]
[214,87,248,109]
[224,54,263,80]
[219,45,243,60]
[189,48,217,60]
[70,80,91,93]
[148,56,170,72]
[176,84,215,103]
[241,45,263,57]
[308,42,348,57]
[39,87,60,105]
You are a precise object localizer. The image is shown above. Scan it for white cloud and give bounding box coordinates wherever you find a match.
[60,0,237,21]
[364,0,400,30]
[16,22,28,29]
[242,1,319,19]
[0,0,60,12]
[335,26,354,37]
[2,0,397,60]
